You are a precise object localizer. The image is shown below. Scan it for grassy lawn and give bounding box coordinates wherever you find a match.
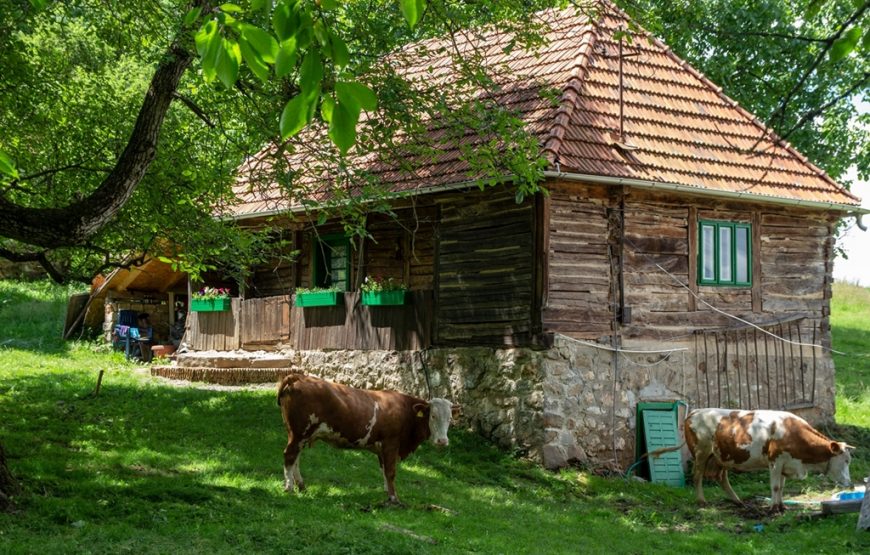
[1,279,869,554]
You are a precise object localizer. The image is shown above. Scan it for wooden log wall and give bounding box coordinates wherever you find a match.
[435,187,536,346]
[363,202,437,290]
[287,291,432,350]
[541,182,613,339]
[615,189,838,342]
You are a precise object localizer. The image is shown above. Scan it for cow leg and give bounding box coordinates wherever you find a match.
[381,449,400,504]
[719,469,741,504]
[769,460,785,512]
[283,441,305,492]
[693,451,712,505]
[377,452,389,493]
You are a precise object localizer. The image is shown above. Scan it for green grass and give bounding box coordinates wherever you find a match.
[1,278,869,554]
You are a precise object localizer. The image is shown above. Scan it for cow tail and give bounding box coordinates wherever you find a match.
[276,374,299,406]
[645,441,686,460]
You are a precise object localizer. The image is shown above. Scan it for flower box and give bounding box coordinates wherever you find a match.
[361,290,407,306]
[190,297,231,312]
[295,291,342,307]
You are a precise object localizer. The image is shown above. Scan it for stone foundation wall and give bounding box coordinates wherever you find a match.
[280,348,547,458]
[173,337,835,470]
[538,335,836,469]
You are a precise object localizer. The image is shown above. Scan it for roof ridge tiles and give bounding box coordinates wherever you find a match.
[542,15,601,163]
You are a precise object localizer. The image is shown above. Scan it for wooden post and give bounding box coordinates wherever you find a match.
[687,206,698,311]
[751,210,762,312]
[93,369,105,397]
[858,477,870,531]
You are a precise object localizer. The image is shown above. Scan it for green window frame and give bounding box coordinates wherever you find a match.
[312,234,351,290]
[698,220,751,287]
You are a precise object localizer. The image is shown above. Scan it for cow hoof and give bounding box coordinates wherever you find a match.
[382,498,405,508]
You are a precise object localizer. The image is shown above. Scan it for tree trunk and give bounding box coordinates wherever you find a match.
[0,11,200,250]
[0,441,17,512]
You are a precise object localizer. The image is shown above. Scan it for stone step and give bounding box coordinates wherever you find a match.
[175,352,293,369]
[151,365,294,385]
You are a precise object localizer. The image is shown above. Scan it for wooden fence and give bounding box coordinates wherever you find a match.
[186,292,432,351]
[693,315,819,410]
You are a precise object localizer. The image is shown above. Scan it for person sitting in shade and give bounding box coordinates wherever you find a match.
[136,313,154,362]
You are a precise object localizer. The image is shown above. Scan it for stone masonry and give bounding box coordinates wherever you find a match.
[163,336,835,470]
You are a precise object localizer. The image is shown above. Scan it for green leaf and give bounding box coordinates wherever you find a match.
[28,0,49,11]
[239,35,271,82]
[830,27,862,62]
[863,26,870,51]
[321,0,338,10]
[399,0,425,29]
[313,20,328,46]
[219,3,243,13]
[329,101,360,155]
[336,81,377,112]
[299,51,323,96]
[0,150,19,179]
[201,24,223,83]
[241,25,279,64]
[195,19,218,58]
[280,94,310,139]
[275,37,298,78]
[216,39,241,89]
[321,95,335,123]
[329,32,350,68]
[183,6,202,27]
[272,0,299,41]
[805,0,825,20]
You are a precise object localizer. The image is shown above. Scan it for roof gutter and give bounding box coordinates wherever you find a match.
[543,171,869,215]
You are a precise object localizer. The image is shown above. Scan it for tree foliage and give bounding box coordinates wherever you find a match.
[0,0,866,284]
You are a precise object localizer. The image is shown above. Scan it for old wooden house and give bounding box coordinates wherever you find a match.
[160,4,865,468]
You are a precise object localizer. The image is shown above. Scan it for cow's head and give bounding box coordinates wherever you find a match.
[826,442,854,487]
[414,398,460,447]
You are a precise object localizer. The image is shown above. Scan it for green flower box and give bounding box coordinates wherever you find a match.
[361,290,407,306]
[295,291,342,307]
[190,298,231,312]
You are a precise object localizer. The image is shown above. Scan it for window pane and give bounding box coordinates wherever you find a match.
[719,227,732,281]
[735,227,749,283]
[702,225,715,280]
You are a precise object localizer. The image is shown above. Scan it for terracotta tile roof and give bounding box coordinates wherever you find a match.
[227,2,860,218]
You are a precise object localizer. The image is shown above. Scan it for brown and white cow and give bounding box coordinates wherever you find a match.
[684,408,853,511]
[277,373,458,504]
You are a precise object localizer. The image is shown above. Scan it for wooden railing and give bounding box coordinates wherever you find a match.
[693,315,820,410]
[186,292,432,352]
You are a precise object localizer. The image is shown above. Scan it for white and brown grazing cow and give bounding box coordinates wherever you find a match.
[684,408,853,511]
[277,373,459,504]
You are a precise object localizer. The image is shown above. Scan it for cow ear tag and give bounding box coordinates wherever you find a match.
[416,411,424,418]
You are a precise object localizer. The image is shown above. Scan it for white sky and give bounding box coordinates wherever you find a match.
[832,171,869,285]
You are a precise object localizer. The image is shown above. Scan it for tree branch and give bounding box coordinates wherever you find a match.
[0,1,208,250]
[173,92,216,128]
[762,3,869,143]
[778,72,870,145]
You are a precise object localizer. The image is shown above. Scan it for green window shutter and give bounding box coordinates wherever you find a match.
[698,220,752,287]
[313,234,351,290]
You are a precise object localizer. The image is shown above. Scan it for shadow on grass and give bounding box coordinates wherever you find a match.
[3,369,865,554]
